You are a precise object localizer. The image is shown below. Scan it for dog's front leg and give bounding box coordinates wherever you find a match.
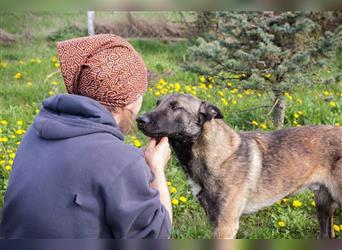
[213,188,247,239]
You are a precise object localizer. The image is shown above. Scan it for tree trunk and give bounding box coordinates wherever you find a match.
[273,92,286,129]
[87,11,95,36]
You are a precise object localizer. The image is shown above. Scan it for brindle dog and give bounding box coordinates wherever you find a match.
[136,93,342,239]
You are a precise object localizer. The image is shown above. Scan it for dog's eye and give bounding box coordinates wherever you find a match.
[169,101,179,111]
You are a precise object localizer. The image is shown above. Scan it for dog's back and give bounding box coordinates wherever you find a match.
[242,125,342,210]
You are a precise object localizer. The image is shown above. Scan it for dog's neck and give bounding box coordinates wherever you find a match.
[169,119,241,177]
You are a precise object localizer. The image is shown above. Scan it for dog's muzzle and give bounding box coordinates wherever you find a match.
[136,115,150,129]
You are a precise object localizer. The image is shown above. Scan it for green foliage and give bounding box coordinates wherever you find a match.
[186,12,341,91]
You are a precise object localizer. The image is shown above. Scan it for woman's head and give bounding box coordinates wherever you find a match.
[56,34,148,133]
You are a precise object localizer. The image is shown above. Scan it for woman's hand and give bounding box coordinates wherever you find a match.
[144,137,173,224]
[144,137,171,174]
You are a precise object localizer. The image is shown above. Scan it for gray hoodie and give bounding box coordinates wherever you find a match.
[0,94,171,239]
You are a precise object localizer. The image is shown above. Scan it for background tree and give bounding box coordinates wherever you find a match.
[184,11,341,128]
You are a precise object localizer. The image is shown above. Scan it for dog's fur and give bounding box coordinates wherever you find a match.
[137,93,342,239]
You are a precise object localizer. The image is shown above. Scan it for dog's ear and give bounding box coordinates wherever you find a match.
[199,101,224,120]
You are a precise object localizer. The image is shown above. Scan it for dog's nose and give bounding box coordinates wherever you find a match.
[136,115,150,127]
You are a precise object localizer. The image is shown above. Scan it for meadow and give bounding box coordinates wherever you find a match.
[0,13,342,239]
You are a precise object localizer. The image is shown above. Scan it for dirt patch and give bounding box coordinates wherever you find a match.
[0,29,16,45]
[95,19,187,40]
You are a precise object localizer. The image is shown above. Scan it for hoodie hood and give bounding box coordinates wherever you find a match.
[33,94,124,140]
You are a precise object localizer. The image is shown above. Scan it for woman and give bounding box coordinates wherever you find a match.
[0,34,172,238]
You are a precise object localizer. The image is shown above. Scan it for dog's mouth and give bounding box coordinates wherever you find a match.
[136,121,167,138]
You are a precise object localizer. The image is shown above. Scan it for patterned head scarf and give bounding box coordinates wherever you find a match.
[56,34,148,108]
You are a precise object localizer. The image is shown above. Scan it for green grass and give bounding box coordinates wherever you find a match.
[1,12,342,239]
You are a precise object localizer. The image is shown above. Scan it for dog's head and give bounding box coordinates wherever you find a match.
[137,94,224,140]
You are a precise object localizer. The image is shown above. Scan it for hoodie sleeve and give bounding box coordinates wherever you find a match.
[104,154,171,239]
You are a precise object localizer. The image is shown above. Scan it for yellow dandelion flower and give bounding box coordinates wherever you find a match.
[282,198,288,203]
[208,84,213,89]
[244,89,253,95]
[251,120,258,126]
[159,79,167,85]
[329,101,336,108]
[293,120,298,125]
[16,141,21,145]
[231,99,237,105]
[170,187,177,194]
[154,91,161,97]
[221,98,228,106]
[277,221,286,228]
[185,85,191,92]
[260,123,267,129]
[133,139,142,148]
[2,137,8,142]
[285,92,292,100]
[14,72,22,79]
[9,153,15,159]
[167,181,172,186]
[17,120,23,126]
[297,111,303,115]
[15,129,25,135]
[51,81,58,85]
[230,88,238,94]
[54,62,60,68]
[340,225,342,231]
[0,120,8,125]
[5,165,12,171]
[323,91,330,96]
[174,83,181,92]
[27,81,32,86]
[227,82,233,87]
[48,91,54,96]
[263,73,272,79]
[8,159,13,165]
[335,123,340,126]
[294,113,299,119]
[191,91,197,96]
[179,196,187,203]
[172,199,179,206]
[199,76,206,82]
[237,94,243,99]
[333,224,340,232]
[296,99,303,104]
[311,201,316,207]
[292,200,302,208]
[51,56,57,63]
[0,62,7,68]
